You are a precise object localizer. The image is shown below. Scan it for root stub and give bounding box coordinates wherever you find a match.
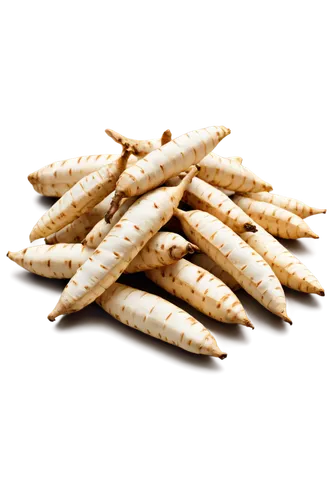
[105,191,124,223]
[219,353,228,360]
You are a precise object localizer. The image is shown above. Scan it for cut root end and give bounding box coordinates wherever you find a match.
[219,353,228,360]
[187,243,200,254]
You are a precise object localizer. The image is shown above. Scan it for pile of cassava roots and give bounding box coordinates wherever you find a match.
[8,126,326,360]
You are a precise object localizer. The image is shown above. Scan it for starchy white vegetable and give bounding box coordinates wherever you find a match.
[30,150,131,242]
[167,175,257,233]
[105,129,172,157]
[240,225,325,295]
[233,195,319,239]
[244,192,327,218]
[146,259,253,327]
[83,196,137,248]
[30,182,73,198]
[175,209,291,323]
[126,233,198,273]
[47,167,198,321]
[107,126,230,219]
[97,283,227,358]
[188,253,241,291]
[7,244,94,279]
[45,193,114,244]
[197,155,273,192]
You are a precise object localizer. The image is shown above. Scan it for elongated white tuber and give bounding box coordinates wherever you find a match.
[188,253,241,291]
[244,192,327,219]
[105,128,172,157]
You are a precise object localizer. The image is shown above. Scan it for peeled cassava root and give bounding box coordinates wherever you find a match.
[233,195,319,239]
[188,253,241,292]
[45,192,114,244]
[30,150,131,242]
[47,168,198,321]
[26,153,120,196]
[8,233,197,278]
[83,196,137,248]
[175,209,291,323]
[125,232,199,273]
[146,259,253,327]
[244,192,326,219]
[197,154,273,193]
[240,225,324,295]
[7,244,94,279]
[97,283,227,358]
[167,175,257,234]
[107,125,230,219]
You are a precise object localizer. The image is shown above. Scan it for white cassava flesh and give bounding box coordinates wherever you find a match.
[26,153,120,185]
[45,193,114,244]
[146,259,253,327]
[244,192,327,219]
[219,188,235,196]
[233,195,319,239]
[97,283,226,358]
[197,155,273,193]
[240,225,325,295]
[29,151,131,242]
[108,126,230,219]
[30,182,75,198]
[83,196,137,248]
[8,232,197,278]
[188,253,241,291]
[7,244,94,279]
[174,209,291,323]
[47,167,198,321]
[126,232,198,273]
[167,176,257,234]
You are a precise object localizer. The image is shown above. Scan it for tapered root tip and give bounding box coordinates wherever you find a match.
[219,353,228,360]
[243,223,258,233]
[318,290,325,297]
[284,316,293,325]
[244,319,255,330]
[45,310,58,322]
[220,127,231,136]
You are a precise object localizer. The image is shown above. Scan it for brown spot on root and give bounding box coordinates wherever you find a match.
[219,353,228,360]
[243,223,257,233]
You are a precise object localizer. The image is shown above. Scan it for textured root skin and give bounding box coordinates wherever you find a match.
[105,191,124,223]
[105,129,172,156]
[243,223,257,233]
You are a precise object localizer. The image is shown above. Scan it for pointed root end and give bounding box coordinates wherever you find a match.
[161,129,172,145]
[219,353,228,360]
[318,290,325,297]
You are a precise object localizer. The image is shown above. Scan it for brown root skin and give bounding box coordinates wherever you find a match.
[105,191,124,223]
[219,353,228,360]
[243,222,258,233]
[161,129,172,145]
[318,290,325,297]
[48,315,56,322]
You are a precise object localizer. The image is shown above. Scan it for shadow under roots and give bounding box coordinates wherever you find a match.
[276,238,314,256]
[283,287,324,309]
[34,195,58,209]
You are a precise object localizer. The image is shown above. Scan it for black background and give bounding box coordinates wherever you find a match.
[5,115,331,378]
